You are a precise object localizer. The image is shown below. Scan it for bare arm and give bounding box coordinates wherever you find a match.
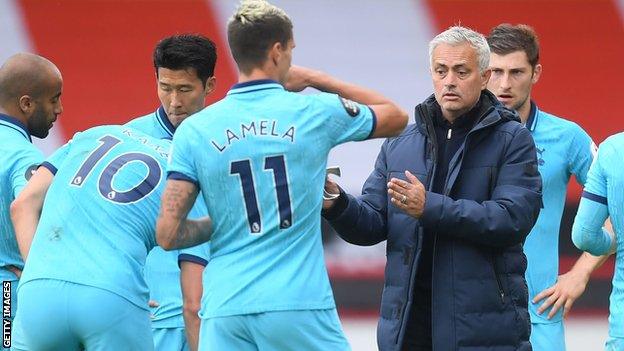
[285,66,408,138]
[10,167,54,261]
[156,179,212,250]
[180,260,204,351]
[534,252,610,319]
[535,218,614,319]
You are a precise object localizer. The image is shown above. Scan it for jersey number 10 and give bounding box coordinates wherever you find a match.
[70,135,161,204]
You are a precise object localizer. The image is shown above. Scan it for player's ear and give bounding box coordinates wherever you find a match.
[269,41,282,67]
[532,64,542,84]
[204,76,216,95]
[18,95,34,115]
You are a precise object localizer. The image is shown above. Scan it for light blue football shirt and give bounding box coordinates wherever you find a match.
[523,103,595,323]
[0,114,42,282]
[127,107,185,327]
[168,80,376,318]
[573,132,624,340]
[19,125,171,310]
[126,106,176,139]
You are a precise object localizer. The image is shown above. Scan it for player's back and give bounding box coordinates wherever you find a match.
[20,125,171,309]
[170,80,375,317]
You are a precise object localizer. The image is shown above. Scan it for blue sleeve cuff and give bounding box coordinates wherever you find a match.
[582,190,608,205]
[40,161,57,175]
[420,191,444,228]
[167,171,199,186]
[366,106,377,140]
[178,253,208,267]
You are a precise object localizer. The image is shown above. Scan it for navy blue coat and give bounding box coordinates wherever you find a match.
[326,91,542,351]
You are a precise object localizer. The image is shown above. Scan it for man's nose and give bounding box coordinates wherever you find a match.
[443,71,458,87]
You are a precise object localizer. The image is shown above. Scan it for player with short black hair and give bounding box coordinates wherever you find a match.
[126,33,216,351]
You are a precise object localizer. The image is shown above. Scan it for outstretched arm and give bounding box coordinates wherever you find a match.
[10,166,54,261]
[156,179,212,250]
[285,66,408,137]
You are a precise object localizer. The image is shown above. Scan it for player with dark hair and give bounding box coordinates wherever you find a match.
[156,1,408,349]
[487,23,605,351]
[0,53,62,330]
[125,33,215,351]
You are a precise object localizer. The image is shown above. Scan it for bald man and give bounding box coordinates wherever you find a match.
[0,53,62,330]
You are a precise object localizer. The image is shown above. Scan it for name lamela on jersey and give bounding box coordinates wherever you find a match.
[211,119,296,152]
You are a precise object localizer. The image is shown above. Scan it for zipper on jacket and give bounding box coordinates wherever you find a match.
[396,105,439,346]
[490,253,505,303]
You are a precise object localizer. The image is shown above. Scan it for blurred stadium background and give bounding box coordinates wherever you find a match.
[1,0,622,349]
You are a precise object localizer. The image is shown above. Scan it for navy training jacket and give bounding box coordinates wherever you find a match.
[326,91,542,351]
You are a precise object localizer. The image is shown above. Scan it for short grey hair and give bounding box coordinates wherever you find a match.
[429,26,490,73]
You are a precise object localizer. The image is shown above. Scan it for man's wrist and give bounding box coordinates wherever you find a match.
[322,188,349,220]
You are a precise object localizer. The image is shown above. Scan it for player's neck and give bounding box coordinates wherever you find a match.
[238,67,280,84]
[0,106,26,124]
[517,99,532,125]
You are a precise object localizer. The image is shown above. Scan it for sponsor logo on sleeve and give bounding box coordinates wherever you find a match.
[339,97,360,117]
[24,164,39,181]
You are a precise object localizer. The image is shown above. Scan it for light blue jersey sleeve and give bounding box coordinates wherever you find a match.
[40,139,74,175]
[10,147,43,197]
[168,122,200,184]
[572,141,612,255]
[313,93,376,146]
[568,124,596,185]
[178,242,210,267]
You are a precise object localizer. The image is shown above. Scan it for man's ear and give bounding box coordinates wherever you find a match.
[19,95,34,114]
[204,76,216,95]
[269,41,283,67]
[481,68,492,90]
[532,64,542,84]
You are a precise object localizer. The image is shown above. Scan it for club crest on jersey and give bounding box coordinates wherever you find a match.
[536,147,545,166]
[340,97,360,117]
[24,164,39,181]
[211,119,296,153]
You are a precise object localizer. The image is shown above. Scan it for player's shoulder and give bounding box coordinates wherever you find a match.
[538,109,587,135]
[125,111,154,127]
[601,132,624,150]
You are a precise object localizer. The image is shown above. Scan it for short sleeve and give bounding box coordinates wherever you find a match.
[178,242,210,267]
[313,93,376,146]
[167,121,199,185]
[40,140,73,176]
[568,124,595,185]
[581,141,609,204]
[10,147,44,197]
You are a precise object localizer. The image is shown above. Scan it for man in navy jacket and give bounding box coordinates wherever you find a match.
[323,26,542,351]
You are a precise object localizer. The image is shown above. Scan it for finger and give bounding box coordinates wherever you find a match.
[387,189,404,204]
[405,170,422,185]
[537,293,558,314]
[388,178,410,190]
[388,181,409,195]
[148,300,160,308]
[562,299,574,319]
[533,286,555,303]
[548,297,565,319]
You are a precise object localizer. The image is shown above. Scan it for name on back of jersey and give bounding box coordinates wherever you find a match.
[211,119,296,153]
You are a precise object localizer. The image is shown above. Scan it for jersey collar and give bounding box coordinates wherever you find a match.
[155,106,175,137]
[0,113,32,142]
[525,101,539,132]
[227,79,284,95]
